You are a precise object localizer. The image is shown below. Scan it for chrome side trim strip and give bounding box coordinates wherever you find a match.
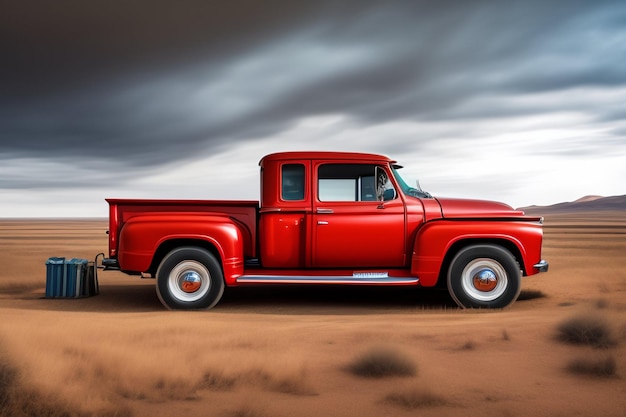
[236,275,419,285]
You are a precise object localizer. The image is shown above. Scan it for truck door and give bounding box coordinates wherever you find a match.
[311,163,406,268]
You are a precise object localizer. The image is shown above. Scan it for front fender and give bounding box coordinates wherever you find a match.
[411,219,543,287]
[118,214,245,283]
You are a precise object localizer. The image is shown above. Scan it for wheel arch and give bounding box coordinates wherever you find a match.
[436,238,524,288]
[149,238,223,277]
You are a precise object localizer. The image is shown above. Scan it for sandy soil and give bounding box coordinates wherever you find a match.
[0,214,625,417]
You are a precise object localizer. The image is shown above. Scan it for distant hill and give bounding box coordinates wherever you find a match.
[519,195,626,215]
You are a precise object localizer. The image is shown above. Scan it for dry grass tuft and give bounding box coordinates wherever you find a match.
[347,346,417,378]
[197,367,316,396]
[384,388,447,409]
[153,377,199,401]
[566,355,617,377]
[556,314,616,349]
[0,348,133,417]
[242,368,316,396]
[228,406,272,417]
[197,370,238,391]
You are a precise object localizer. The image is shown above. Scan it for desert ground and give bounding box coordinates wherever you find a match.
[0,213,625,417]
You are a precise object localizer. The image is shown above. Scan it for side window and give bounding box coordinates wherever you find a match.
[281,164,305,201]
[318,164,396,202]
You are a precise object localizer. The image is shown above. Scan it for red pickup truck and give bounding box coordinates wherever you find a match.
[103,151,548,310]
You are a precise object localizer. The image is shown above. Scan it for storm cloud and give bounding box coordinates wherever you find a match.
[1,0,625,216]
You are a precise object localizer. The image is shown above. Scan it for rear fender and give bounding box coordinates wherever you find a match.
[118,214,245,284]
[411,220,543,287]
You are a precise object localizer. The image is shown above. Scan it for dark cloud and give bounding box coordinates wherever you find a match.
[1,0,625,187]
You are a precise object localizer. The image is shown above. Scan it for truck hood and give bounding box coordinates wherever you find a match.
[435,197,526,218]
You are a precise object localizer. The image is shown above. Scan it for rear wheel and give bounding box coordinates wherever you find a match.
[447,244,521,309]
[156,247,224,310]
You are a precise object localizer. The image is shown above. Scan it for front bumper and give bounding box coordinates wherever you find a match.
[533,260,549,273]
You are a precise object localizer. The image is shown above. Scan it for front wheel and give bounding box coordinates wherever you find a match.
[447,245,521,309]
[156,247,225,310]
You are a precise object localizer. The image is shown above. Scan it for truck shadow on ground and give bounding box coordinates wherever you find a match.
[29,283,546,314]
[217,285,458,314]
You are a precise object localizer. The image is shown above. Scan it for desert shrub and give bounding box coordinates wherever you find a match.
[384,388,447,409]
[556,314,616,349]
[347,346,417,378]
[566,356,617,377]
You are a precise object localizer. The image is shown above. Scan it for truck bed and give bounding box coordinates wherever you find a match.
[106,199,259,259]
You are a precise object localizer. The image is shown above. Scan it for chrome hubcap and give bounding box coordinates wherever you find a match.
[181,271,202,293]
[473,269,498,292]
[461,258,507,301]
[168,260,211,302]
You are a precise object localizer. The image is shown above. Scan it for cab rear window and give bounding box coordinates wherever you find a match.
[281,164,305,201]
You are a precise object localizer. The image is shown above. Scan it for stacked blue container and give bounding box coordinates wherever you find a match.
[67,258,88,297]
[45,257,97,298]
[45,257,66,297]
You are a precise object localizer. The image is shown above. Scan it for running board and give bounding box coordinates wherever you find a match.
[236,275,419,285]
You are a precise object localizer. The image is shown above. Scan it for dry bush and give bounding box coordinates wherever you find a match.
[566,355,617,377]
[384,388,447,409]
[347,346,417,378]
[556,314,616,349]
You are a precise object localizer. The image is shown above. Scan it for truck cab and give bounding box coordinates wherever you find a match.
[258,152,415,269]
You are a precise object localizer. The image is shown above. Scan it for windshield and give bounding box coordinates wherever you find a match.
[391,166,432,199]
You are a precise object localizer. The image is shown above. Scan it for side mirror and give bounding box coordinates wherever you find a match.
[383,188,396,201]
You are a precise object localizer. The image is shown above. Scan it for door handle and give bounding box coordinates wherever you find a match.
[316,208,334,214]
[317,221,329,225]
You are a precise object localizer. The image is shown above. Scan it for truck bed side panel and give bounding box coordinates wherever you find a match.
[118,213,246,284]
[107,199,258,259]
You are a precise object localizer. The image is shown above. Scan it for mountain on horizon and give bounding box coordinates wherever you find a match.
[519,194,626,214]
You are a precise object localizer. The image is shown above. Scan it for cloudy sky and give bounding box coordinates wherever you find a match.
[1,0,625,217]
